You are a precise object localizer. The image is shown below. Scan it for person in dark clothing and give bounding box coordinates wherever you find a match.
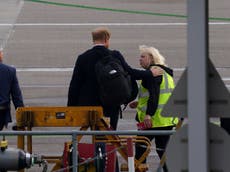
[0,49,24,130]
[67,27,161,130]
[67,28,162,172]
[129,45,179,172]
[220,118,230,135]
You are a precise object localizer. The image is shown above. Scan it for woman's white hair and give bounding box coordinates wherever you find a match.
[139,45,166,66]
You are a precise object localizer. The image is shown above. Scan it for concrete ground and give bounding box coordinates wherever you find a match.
[0,0,229,171]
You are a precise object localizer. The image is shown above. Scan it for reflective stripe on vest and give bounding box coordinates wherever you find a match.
[137,72,178,128]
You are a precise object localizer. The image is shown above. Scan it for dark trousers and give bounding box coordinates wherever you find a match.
[103,106,120,172]
[135,126,173,172]
[0,109,7,130]
[103,106,120,130]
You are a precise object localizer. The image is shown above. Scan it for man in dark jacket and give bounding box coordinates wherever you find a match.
[68,27,158,130]
[0,50,24,130]
[68,27,161,172]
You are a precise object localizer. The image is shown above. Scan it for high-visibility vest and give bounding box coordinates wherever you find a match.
[136,72,178,128]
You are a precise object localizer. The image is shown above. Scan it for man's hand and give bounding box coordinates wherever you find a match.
[150,66,164,77]
[129,101,138,109]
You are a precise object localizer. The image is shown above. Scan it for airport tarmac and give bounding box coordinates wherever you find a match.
[0,0,229,171]
[1,0,229,108]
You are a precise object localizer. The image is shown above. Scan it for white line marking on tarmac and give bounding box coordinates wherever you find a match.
[16,67,230,72]
[17,68,73,72]
[16,68,230,88]
[0,22,230,26]
[21,85,68,88]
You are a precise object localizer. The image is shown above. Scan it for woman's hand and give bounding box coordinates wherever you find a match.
[144,114,152,128]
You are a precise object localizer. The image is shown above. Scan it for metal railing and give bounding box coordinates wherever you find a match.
[0,130,175,172]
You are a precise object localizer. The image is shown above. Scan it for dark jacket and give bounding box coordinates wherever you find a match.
[68,45,152,106]
[67,45,152,129]
[0,62,24,129]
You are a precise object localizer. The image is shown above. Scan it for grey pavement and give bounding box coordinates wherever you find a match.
[1,0,230,107]
[0,0,229,171]
[1,0,229,109]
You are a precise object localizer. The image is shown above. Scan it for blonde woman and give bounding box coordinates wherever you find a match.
[129,45,178,172]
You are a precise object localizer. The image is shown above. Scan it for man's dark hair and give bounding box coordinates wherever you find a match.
[92,27,111,42]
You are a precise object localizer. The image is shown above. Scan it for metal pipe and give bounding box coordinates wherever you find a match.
[0,130,175,136]
[72,133,77,172]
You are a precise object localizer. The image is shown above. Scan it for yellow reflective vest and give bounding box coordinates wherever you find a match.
[136,72,178,128]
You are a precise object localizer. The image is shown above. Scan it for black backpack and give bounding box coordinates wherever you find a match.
[95,54,138,107]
